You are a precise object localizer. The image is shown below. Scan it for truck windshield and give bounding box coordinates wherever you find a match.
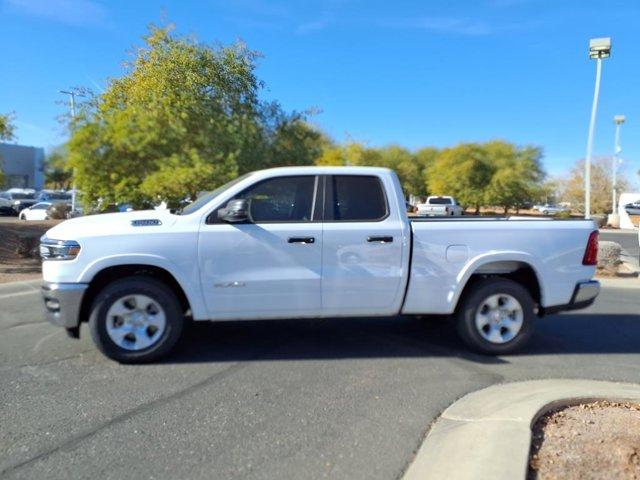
[177,172,253,215]
[428,197,452,205]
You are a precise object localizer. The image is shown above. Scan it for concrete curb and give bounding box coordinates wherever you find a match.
[402,379,640,480]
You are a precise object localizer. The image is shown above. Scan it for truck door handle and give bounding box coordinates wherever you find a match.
[367,236,393,243]
[288,237,315,244]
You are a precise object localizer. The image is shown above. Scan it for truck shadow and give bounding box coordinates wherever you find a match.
[165,312,640,365]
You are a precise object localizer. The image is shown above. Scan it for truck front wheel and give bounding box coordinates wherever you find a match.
[455,278,534,355]
[89,277,184,363]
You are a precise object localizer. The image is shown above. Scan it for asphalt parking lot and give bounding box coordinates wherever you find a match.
[1,279,639,480]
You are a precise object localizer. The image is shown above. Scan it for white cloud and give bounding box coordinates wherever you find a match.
[5,0,110,27]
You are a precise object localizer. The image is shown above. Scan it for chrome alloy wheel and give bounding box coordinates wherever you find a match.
[474,293,524,344]
[105,294,166,351]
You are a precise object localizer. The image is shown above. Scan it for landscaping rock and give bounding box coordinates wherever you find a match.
[597,241,622,272]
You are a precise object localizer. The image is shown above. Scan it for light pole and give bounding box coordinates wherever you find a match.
[584,37,611,220]
[611,115,625,215]
[60,90,85,213]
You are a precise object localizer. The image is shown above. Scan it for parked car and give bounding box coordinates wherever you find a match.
[19,202,52,221]
[416,196,464,216]
[537,204,568,215]
[624,202,640,216]
[40,166,599,363]
[0,190,38,215]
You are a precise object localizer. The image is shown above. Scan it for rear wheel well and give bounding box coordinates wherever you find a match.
[79,265,191,324]
[457,263,542,311]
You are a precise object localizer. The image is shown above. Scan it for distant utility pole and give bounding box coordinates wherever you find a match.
[59,89,85,213]
[584,37,611,220]
[612,115,625,214]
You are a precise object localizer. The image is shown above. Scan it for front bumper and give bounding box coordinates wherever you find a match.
[42,282,88,328]
[543,280,600,315]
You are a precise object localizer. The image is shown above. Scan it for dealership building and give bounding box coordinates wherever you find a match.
[0,142,45,190]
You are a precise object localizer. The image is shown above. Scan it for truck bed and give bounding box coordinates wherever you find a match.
[402,217,597,315]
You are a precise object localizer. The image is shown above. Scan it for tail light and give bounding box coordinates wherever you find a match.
[582,230,599,266]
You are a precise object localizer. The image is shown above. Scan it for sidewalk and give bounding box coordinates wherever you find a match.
[403,380,640,480]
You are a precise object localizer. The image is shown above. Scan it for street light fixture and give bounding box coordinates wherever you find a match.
[584,37,611,220]
[611,115,625,218]
[59,89,86,214]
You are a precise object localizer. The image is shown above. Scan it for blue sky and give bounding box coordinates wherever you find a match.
[1,0,639,180]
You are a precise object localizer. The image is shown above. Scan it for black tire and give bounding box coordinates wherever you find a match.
[89,276,184,363]
[455,278,535,355]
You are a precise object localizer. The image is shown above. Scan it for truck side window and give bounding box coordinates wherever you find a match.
[222,175,317,223]
[328,175,388,221]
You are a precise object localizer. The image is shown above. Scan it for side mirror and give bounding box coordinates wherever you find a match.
[218,199,250,223]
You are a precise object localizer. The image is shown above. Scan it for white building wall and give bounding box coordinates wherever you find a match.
[0,143,46,190]
[618,192,640,229]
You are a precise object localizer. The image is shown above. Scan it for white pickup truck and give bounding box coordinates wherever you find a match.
[416,196,465,216]
[41,166,600,363]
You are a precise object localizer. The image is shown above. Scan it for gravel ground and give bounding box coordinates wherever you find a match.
[529,401,640,480]
[0,218,59,283]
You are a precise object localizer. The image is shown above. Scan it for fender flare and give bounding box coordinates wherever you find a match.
[451,251,545,309]
[78,254,208,320]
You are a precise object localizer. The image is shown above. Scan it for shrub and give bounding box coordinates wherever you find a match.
[46,202,71,220]
[15,234,39,258]
[553,210,573,219]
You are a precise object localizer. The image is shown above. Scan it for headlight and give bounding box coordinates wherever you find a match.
[40,237,81,261]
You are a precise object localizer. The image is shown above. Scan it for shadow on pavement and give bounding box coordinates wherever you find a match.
[164,312,639,365]
[530,313,640,354]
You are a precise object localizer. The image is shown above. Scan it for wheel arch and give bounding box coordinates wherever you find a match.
[453,254,544,313]
[79,264,193,326]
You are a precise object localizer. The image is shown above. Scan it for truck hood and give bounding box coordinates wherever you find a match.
[44,210,178,241]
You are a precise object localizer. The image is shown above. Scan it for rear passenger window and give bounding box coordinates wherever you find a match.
[328,175,388,221]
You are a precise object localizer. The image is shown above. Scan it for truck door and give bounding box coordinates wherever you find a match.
[198,175,322,320]
[321,174,408,317]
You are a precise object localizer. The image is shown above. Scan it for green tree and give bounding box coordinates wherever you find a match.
[428,143,494,213]
[0,112,17,186]
[316,141,433,197]
[68,25,322,209]
[375,145,422,195]
[0,112,16,142]
[45,145,73,189]
[316,141,382,168]
[484,141,545,213]
[416,147,439,195]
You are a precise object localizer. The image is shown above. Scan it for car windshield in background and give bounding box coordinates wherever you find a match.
[48,193,71,200]
[178,172,253,215]
[11,193,35,199]
[429,197,452,205]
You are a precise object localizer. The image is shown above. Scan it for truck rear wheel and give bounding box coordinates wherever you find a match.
[455,278,534,355]
[89,277,184,363]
